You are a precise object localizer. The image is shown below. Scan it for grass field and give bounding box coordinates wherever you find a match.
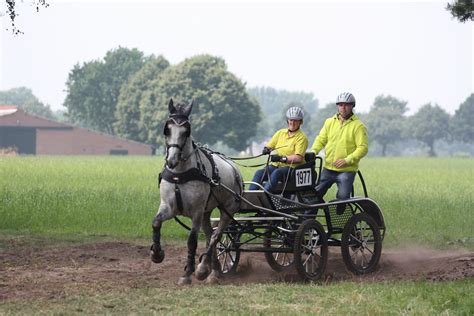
[1,156,473,248]
[1,156,473,314]
[2,280,472,315]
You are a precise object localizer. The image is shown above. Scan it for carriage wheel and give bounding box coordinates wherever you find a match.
[293,219,328,281]
[263,225,294,272]
[341,213,382,274]
[216,233,240,274]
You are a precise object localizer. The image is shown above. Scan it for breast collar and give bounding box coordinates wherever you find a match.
[159,143,220,186]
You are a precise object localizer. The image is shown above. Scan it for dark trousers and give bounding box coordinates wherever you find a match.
[249,165,291,192]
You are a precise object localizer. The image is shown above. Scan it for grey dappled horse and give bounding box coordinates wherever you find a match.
[150,99,243,285]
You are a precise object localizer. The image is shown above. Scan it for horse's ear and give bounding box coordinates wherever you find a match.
[182,99,194,117]
[168,98,176,114]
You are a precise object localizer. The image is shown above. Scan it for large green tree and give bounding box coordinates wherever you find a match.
[365,95,408,156]
[0,87,54,119]
[140,55,261,151]
[64,47,146,134]
[406,103,450,156]
[450,93,474,143]
[114,55,170,142]
[446,0,473,22]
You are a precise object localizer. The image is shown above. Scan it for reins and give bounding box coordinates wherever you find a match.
[211,145,290,168]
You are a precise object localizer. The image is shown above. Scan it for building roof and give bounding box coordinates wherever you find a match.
[0,105,70,128]
[0,105,154,150]
[0,105,19,117]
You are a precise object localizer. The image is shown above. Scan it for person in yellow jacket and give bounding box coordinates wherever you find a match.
[249,106,308,192]
[310,92,368,213]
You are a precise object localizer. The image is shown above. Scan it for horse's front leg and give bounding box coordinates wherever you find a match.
[178,217,201,285]
[150,204,174,263]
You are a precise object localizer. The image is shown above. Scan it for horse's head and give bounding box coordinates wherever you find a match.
[164,98,194,169]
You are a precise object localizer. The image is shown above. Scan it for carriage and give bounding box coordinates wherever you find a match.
[213,152,386,281]
[152,99,385,284]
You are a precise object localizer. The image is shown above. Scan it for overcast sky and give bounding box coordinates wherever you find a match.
[0,0,472,114]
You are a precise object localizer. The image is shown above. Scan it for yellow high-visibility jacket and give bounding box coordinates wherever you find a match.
[267,128,308,168]
[311,114,368,172]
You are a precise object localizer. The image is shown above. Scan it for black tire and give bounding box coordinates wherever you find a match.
[263,225,294,272]
[341,213,382,274]
[216,233,240,274]
[293,219,328,281]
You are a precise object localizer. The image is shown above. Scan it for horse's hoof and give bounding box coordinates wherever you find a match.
[195,263,210,281]
[150,245,165,263]
[206,271,221,285]
[178,276,192,286]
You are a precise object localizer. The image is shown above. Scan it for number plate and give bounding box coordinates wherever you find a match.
[295,168,312,187]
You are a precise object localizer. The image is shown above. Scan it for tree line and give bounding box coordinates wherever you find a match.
[251,90,473,157]
[0,47,472,157]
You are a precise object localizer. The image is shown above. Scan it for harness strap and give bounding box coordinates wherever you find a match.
[174,216,192,230]
[175,184,184,212]
[159,167,211,185]
[198,147,220,185]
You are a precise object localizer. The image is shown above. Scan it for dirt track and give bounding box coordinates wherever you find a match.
[1,241,473,301]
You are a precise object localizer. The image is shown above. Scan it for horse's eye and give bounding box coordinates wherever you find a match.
[164,127,170,136]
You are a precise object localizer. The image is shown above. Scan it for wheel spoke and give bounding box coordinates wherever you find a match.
[302,230,322,274]
[363,245,375,256]
[221,252,229,271]
[217,247,226,257]
[350,247,359,261]
[303,253,312,266]
[349,232,362,245]
[281,253,291,266]
[360,250,369,267]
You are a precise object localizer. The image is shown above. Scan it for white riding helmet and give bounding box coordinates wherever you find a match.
[336,92,356,106]
[286,106,304,121]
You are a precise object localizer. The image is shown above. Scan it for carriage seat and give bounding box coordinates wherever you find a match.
[267,152,317,193]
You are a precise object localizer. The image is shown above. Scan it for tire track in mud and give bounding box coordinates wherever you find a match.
[1,241,473,301]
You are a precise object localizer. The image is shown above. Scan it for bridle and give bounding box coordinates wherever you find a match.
[164,114,194,164]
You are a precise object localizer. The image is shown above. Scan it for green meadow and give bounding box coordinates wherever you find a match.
[2,281,473,315]
[1,156,472,248]
[1,156,473,315]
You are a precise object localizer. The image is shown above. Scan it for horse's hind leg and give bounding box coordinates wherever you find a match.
[206,242,221,284]
[195,212,217,281]
[197,215,232,283]
[178,217,201,285]
[196,213,212,280]
[210,216,233,284]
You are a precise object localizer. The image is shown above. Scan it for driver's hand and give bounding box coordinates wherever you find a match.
[333,159,348,168]
[270,155,287,163]
[262,147,272,155]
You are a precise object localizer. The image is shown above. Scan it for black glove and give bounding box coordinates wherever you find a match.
[262,147,272,155]
[270,155,288,163]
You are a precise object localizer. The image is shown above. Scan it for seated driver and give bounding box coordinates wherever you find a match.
[249,106,308,192]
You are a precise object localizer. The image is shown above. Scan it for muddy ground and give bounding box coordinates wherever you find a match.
[0,240,473,301]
